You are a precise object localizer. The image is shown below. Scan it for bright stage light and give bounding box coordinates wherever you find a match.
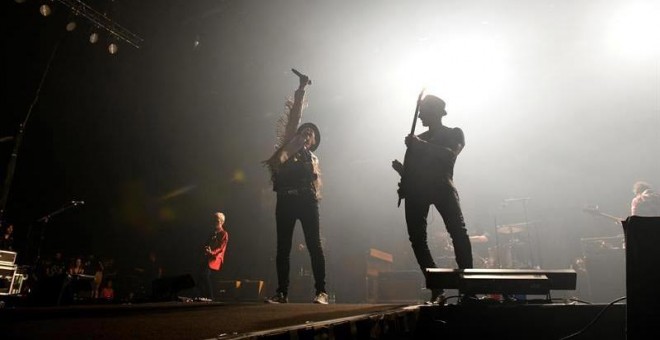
[89,32,99,44]
[39,4,52,17]
[65,21,77,32]
[381,32,512,110]
[108,42,118,55]
[607,1,660,58]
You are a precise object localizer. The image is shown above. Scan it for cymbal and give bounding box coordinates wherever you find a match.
[497,226,524,234]
[496,223,528,234]
[469,235,489,243]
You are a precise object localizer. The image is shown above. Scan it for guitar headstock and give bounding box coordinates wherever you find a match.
[582,204,600,215]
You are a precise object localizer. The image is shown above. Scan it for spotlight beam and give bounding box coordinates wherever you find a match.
[55,0,143,48]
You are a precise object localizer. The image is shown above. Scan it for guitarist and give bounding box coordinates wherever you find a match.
[198,212,229,301]
[392,94,473,304]
[631,181,660,217]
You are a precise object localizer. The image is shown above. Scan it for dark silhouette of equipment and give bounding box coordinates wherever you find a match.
[151,274,195,301]
[622,216,660,340]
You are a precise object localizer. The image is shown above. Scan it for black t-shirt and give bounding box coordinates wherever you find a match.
[273,149,318,192]
[403,126,464,195]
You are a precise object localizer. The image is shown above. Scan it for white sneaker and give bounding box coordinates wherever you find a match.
[313,292,329,304]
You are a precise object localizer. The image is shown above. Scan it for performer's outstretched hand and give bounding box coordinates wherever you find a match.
[392,159,403,176]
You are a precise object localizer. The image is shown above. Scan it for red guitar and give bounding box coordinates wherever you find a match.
[204,231,228,271]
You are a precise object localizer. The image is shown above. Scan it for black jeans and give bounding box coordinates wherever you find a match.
[197,264,215,300]
[275,192,326,295]
[405,189,473,277]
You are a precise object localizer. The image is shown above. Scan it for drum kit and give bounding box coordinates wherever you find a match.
[431,221,534,269]
[490,222,534,269]
[496,222,528,235]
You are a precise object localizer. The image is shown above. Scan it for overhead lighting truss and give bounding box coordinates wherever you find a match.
[54,0,143,49]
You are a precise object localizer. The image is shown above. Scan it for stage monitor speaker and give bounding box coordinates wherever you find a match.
[236,280,264,301]
[152,274,195,301]
[622,216,660,340]
[425,268,576,292]
[459,273,550,295]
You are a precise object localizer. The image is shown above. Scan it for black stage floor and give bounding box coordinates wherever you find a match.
[1,297,628,340]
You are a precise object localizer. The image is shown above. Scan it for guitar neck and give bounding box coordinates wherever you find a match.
[599,212,622,221]
[583,206,624,223]
[593,211,623,223]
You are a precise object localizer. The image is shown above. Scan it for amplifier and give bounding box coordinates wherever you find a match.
[236,280,264,301]
[0,250,17,266]
[376,271,424,303]
[0,264,17,295]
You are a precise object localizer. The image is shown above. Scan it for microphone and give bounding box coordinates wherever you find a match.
[72,200,85,205]
[291,68,312,85]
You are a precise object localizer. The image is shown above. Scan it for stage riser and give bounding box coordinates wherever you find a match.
[417,304,626,340]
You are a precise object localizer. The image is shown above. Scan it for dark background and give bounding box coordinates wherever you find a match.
[2,0,659,302]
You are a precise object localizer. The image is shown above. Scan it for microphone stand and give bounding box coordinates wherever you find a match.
[520,199,536,268]
[0,33,64,223]
[31,201,81,266]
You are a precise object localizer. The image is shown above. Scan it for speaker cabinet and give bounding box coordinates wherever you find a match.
[0,265,16,295]
[623,216,660,340]
[376,271,423,303]
[583,248,625,303]
[214,280,239,301]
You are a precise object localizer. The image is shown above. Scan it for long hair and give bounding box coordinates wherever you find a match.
[633,181,652,195]
[310,153,323,200]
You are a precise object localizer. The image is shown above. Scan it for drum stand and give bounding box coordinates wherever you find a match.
[492,197,538,269]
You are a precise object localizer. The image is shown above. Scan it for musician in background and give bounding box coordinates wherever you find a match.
[198,211,229,301]
[68,257,85,275]
[392,95,473,305]
[263,70,328,305]
[134,251,162,299]
[46,251,66,277]
[85,254,105,299]
[631,181,660,217]
[0,222,14,251]
[67,256,94,301]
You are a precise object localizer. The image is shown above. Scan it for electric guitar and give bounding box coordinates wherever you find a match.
[204,245,222,271]
[393,89,425,207]
[204,230,228,271]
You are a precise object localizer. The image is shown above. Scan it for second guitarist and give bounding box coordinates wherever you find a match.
[198,212,229,301]
[392,94,473,305]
